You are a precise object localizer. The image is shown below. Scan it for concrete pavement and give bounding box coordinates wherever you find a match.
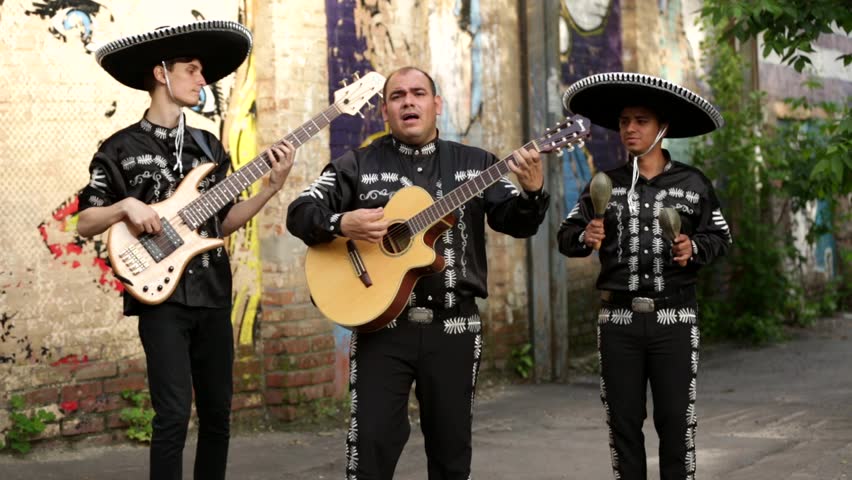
[2,313,850,479]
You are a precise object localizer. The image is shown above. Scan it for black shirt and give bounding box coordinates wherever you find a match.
[78,115,235,316]
[286,134,550,311]
[557,150,732,294]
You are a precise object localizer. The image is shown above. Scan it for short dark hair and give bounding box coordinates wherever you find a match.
[142,56,198,93]
[382,66,437,101]
[621,103,669,125]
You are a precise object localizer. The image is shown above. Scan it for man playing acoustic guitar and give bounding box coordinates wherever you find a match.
[76,21,295,480]
[287,66,550,480]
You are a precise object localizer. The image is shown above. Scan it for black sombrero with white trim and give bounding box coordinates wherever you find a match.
[95,20,252,90]
[562,72,724,138]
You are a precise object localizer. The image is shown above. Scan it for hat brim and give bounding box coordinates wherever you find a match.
[96,20,252,91]
[562,73,724,138]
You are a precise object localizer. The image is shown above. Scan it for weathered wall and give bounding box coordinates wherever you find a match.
[0,0,531,444]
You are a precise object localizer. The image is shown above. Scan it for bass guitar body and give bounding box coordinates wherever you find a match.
[107,163,224,304]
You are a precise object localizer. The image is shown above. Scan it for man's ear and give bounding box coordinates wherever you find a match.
[380,100,389,123]
[435,95,443,116]
[152,64,167,84]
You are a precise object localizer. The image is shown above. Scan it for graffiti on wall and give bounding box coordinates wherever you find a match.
[559,0,624,205]
[38,192,122,293]
[0,1,256,368]
[0,269,49,364]
[326,0,390,160]
[430,0,483,144]
[222,1,264,347]
[24,0,113,53]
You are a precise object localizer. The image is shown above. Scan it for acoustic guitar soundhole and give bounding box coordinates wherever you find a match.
[381,222,412,255]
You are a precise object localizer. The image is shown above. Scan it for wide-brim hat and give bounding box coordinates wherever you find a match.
[562,72,724,138]
[95,20,252,91]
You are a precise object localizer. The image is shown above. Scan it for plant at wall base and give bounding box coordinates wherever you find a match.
[510,343,534,379]
[3,395,56,454]
[120,390,154,443]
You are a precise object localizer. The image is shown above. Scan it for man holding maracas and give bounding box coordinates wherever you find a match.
[557,73,732,480]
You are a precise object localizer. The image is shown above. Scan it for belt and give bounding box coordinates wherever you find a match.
[601,286,696,313]
[400,299,477,325]
[406,307,434,324]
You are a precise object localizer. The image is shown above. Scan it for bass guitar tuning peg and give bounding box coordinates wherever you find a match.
[339,79,348,87]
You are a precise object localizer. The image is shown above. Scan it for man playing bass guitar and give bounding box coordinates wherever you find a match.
[76,20,295,480]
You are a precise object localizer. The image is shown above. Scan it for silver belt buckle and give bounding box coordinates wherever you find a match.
[631,297,655,313]
[408,307,433,324]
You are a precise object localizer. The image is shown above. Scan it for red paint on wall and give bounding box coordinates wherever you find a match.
[53,196,79,222]
[50,354,89,367]
[61,400,79,413]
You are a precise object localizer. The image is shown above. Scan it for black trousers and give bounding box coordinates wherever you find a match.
[138,303,234,480]
[345,307,483,480]
[597,300,700,480]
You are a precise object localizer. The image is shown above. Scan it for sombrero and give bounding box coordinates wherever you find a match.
[562,72,724,138]
[95,20,252,90]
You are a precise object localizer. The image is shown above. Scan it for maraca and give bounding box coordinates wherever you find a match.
[659,207,687,266]
[589,172,612,250]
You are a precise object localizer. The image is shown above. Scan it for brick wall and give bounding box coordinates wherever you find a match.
[251,0,337,423]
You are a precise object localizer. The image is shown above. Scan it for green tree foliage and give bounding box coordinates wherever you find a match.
[691,37,789,343]
[691,12,850,342]
[701,0,852,71]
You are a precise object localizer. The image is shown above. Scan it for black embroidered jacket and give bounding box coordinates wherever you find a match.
[557,150,732,294]
[78,116,235,315]
[287,135,550,311]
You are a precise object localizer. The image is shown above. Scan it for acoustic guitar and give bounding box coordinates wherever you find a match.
[305,115,591,332]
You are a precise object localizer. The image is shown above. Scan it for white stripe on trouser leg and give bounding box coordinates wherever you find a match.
[685,325,700,478]
[471,333,482,416]
[598,325,621,479]
[346,333,359,479]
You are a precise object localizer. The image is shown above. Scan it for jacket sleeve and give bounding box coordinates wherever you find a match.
[689,181,732,265]
[482,154,551,238]
[286,151,359,246]
[78,145,126,212]
[556,182,594,257]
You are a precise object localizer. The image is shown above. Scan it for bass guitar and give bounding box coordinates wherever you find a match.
[108,71,386,304]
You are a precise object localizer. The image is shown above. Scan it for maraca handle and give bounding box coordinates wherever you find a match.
[593,240,601,251]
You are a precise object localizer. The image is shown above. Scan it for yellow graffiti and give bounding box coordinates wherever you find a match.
[360,124,390,147]
[222,2,262,347]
